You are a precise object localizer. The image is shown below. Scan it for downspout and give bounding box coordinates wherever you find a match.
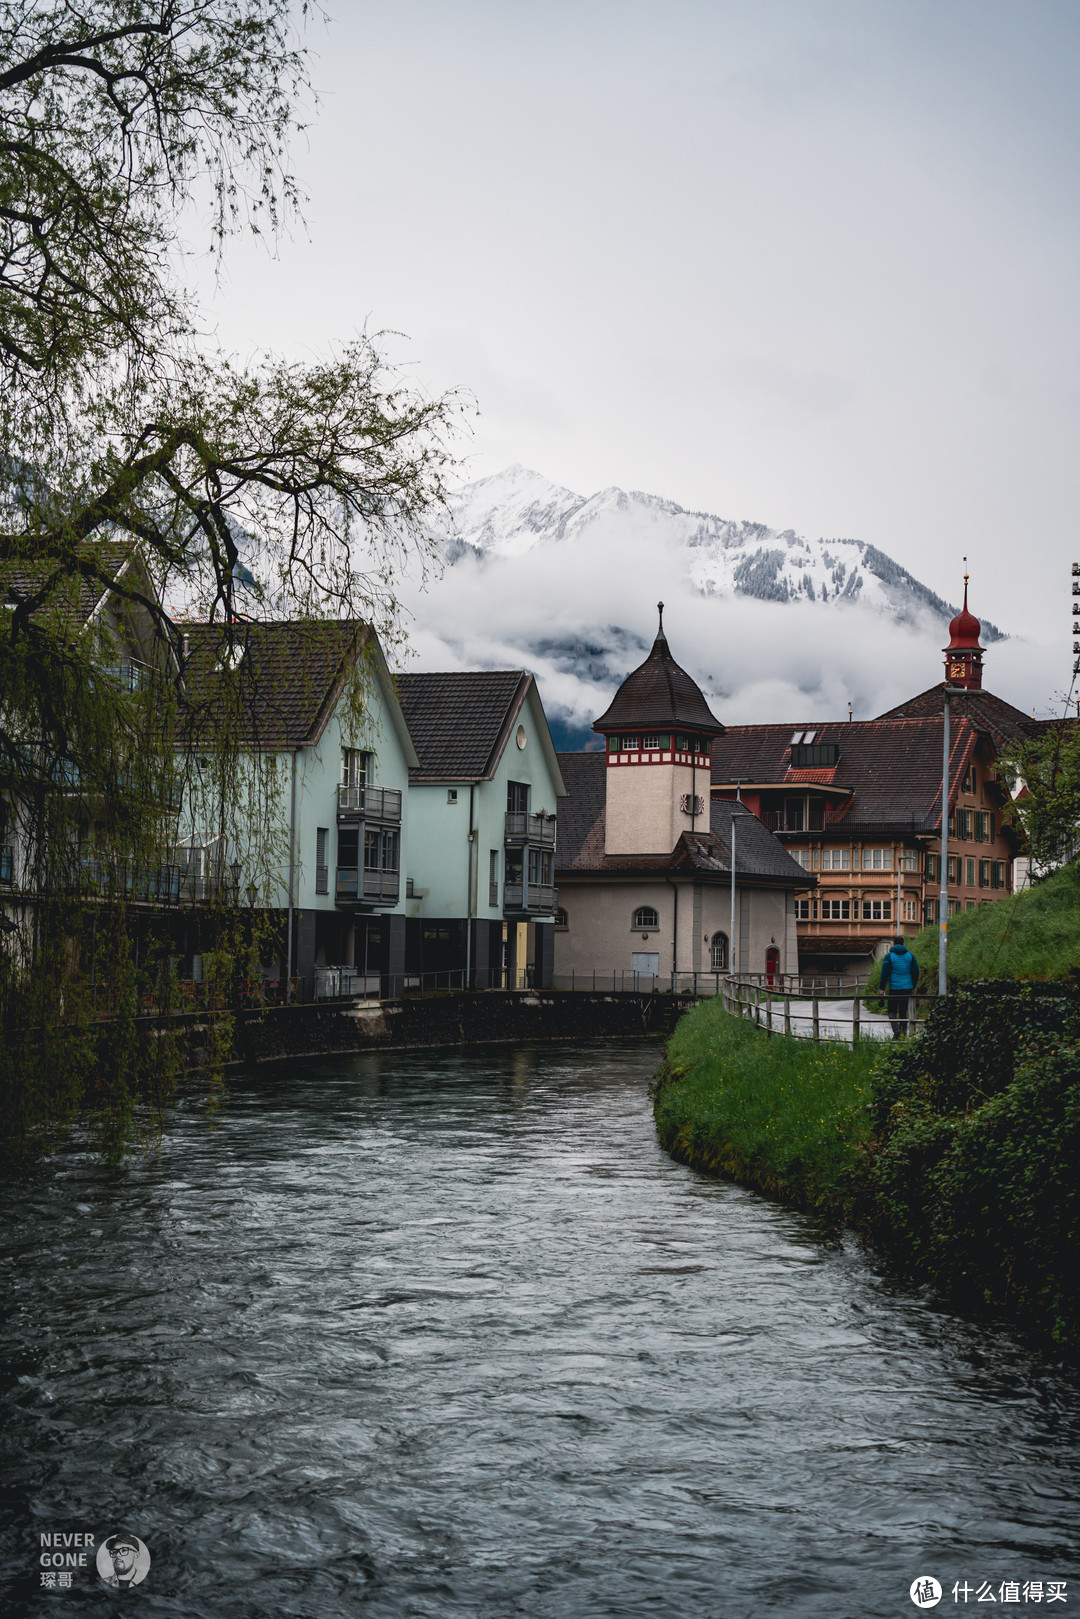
[729,809,737,976]
[666,875,679,980]
[285,747,298,990]
[466,783,475,989]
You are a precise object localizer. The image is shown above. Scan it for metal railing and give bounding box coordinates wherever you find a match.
[335,865,400,903]
[336,783,402,820]
[721,971,940,1043]
[503,881,557,913]
[504,811,557,845]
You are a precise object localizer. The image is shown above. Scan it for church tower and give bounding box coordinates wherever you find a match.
[943,572,984,690]
[592,604,725,855]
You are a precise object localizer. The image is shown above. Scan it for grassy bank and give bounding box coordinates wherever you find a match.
[869,859,1080,989]
[656,984,1080,1347]
[654,996,881,1221]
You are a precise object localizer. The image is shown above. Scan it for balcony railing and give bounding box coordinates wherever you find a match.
[101,658,153,693]
[503,881,557,914]
[763,811,827,833]
[337,783,402,821]
[504,811,557,845]
[335,866,400,904]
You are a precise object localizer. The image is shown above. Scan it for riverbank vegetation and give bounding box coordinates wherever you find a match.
[656,984,1080,1349]
[868,860,1080,989]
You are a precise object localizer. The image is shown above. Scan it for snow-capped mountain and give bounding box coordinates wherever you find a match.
[439,465,1003,633]
[400,465,1017,746]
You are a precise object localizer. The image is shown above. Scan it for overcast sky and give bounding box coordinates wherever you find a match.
[197,0,1078,696]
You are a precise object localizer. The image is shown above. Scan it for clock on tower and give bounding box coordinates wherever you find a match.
[942,574,984,691]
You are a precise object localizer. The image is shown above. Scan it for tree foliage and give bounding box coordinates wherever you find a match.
[0,2,463,1157]
[1000,719,1080,877]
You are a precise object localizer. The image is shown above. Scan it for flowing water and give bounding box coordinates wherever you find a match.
[1,1041,1078,1618]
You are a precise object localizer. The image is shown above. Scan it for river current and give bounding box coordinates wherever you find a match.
[1,1041,1078,1618]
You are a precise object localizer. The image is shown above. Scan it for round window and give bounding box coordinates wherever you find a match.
[516,725,527,750]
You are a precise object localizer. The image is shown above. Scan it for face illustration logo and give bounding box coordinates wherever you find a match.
[96,1532,151,1590]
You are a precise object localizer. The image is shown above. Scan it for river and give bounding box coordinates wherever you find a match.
[1,1041,1078,1617]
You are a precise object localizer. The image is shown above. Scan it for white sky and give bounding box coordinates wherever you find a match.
[195,0,1079,697]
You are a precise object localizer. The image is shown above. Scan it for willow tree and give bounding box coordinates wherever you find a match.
[0,2,461,1158]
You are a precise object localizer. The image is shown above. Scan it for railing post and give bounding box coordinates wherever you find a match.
[784,993,791,1037]
[852,992,860,1045]
[812,995,820,1041]
[766,991,772,1039]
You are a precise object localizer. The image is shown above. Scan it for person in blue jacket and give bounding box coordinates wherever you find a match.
[880,935,919,1038]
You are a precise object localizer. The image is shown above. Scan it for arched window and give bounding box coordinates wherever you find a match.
[554,907,569,930]
[633,906,660,930]
[710,931,729,971]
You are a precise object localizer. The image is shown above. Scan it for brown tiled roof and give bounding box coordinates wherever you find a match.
[712,715,986,832]
[0,541,141,627]
[592,627,724,736]
[181,620,364,748]
[875,683,1036,750]
[554,752,809,886]
[396,670,530,781]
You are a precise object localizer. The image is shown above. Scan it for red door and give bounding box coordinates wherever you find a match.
[765,947,780,986]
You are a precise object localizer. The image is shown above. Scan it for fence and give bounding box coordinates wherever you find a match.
[720,971,940,1043]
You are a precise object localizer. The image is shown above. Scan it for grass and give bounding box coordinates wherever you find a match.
[654,995,883,1221]
[869,859,1080,990]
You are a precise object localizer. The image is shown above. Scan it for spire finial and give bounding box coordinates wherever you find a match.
[656,600,666,641]
[962,556,969,607]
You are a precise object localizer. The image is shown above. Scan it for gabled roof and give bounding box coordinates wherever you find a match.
[396,670,566,791]
[554,752,809,885]
[592,618,724,737]
[180,619,378,751]
[875,683,1036,751]
[1,541,148,629]
[711,715,988,831]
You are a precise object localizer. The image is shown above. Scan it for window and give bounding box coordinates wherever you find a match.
[947,855,959,884]
[641,734,668,750]
[955,808,972,841]
[795,898,814,919]
[861,899,892,921]
[633,906,660,930]
[966,900,976,910]
[899,851,919,872]
[784,797,805,831]
[902,898,919,922]
[925,853,940,881]
[991,861,1006,889]
[789,742,839,768]
[507,781,529,814]
[948,898,962,916]
[710,931,729,970]
[961,765,977,794]
[792,848,812,870]
[790,729,817,745]
[554,907,569,931]
[489,850,499,907]
[979,859,991,888]
[860,848,892,871]
[807,797,826,831]
[924,897,939,924]
[965,857,976,887]
[315,828,328,895]
[974,811,993,842]
[365,827,399,872]
[820,899,851,920]
[340,748,369,789]
[821,847,850,870]
[447,788,458,804]
[528,847,553,885]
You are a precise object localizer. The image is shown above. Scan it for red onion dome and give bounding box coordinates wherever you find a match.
[946,578,982,650]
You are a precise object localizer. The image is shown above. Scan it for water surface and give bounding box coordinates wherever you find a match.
[1,1041,1078,1616]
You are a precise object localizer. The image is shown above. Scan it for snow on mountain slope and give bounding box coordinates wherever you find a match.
[398,466,1026,744]
[439,465,1002,632]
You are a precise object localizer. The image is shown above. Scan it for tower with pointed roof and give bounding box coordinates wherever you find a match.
[592,604,725,855]
[944,571,984,691]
